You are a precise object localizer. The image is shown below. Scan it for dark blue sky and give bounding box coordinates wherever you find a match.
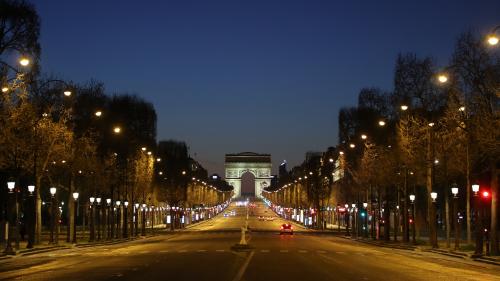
[35,0,499,175]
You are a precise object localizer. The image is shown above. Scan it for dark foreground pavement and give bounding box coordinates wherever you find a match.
[1,201,498,281]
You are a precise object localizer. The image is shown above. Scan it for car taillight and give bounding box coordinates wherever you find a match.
[280,226,284,229]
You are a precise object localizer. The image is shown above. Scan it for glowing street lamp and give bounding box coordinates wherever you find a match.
[437,74,448,83]
[72,192,79,200]
[2,87,8,93]
[156,158,161,162]
[409,194,415,203]
[50,187,57,197]
[28,185,35,195]
[113,126,121,134]
[401,105,408,111]
[361,134,367,140]
[363,202,368,208]
[451,185,459,198]
[19,57,30,66]
[430,192,438,202]
[63,90,72,97]
[7,181,15,193]
[94,110,102,117]
[487,33,499,46]
[89,197,95,204]
[378,120,386,126]
[349,143,356,148]
[106,198,112,206]
[472,184,480,196]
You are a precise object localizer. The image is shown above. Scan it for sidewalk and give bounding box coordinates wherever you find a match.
[342,235,500,266]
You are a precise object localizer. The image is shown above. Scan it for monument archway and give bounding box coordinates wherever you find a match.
[225,152,272,198]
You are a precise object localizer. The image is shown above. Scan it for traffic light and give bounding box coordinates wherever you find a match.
[482,191,490,199]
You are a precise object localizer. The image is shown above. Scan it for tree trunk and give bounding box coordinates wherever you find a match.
[490,162,499,255]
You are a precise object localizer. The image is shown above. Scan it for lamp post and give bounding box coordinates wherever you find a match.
[150,206,155,234]
[410,194,416,244]
[134,203,140,237]
[351,203,357,238]
[27,185,36,249]
[472,184,482,254]
[430,192,438,248]
[4,182,16,254]
[106,198,111,240]
[72,192,79,243]
[49,187,57,244]
[89,197,95,242]
[344,203,350,236]
[363,202,368,238]
[115,200,121,239]
[141,203,147,236]
[96,197,102,240]
[451,184,459,250]
[123,201,129,238]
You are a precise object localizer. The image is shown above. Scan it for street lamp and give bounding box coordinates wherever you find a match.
[349,143,355,148]
[123,201,129,238]
[89,197,95,242]
[361,134,367,140]
[63,90,72,97]
[72,192,79,243]
[49,187,58,244]
[95,110,102,117]
[113,126,121,134]
[96,198,102,240]
[437,74,448,83]
[27,185,35,195]
[487,26,499,46]
[7,181,15,193]
[115,201,121,239]
[430,192,437,202]
[401,105,408,111]
[4,182,16,254]
[409,194,416,244]
[472,184,480,196]
[378,120,386,126]
[50,187,57,197]
[19,57,30,66]
[451,184,460,250]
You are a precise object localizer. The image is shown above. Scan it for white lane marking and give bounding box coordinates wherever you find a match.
[260,250,270,253]
[298,250,307,253]
[232,251,255,281]
[279,250,289,253]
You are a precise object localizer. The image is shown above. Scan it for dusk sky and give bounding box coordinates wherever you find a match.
[36,0,499,175]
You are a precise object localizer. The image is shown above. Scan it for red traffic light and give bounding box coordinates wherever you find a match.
[482,191,490,198]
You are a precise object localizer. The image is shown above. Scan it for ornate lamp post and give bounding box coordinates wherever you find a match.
[451,184,459,250]
[344,203,350,236]
[141,203,147,236]
[49,187,58,244]
[4,182,16,255]
[106,198,112,239]
[472,184,482,254]
[409,194,416,244]
[96,197,102,240]
[115,200,121,239]
[123,201,129,238]
[89,197,95,242]
[134,203,140,237]
[430,192,438,248]
[363,202,368,238]
[27,185,35,249]
[72,192,79,243]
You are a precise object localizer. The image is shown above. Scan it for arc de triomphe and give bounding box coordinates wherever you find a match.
[225,152,272,198]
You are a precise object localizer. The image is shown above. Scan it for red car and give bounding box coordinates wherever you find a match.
[280,223,293,235]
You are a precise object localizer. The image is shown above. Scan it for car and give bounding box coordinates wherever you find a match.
[280,223,293,235]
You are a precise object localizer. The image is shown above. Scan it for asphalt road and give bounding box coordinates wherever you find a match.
[0,200,498,281]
